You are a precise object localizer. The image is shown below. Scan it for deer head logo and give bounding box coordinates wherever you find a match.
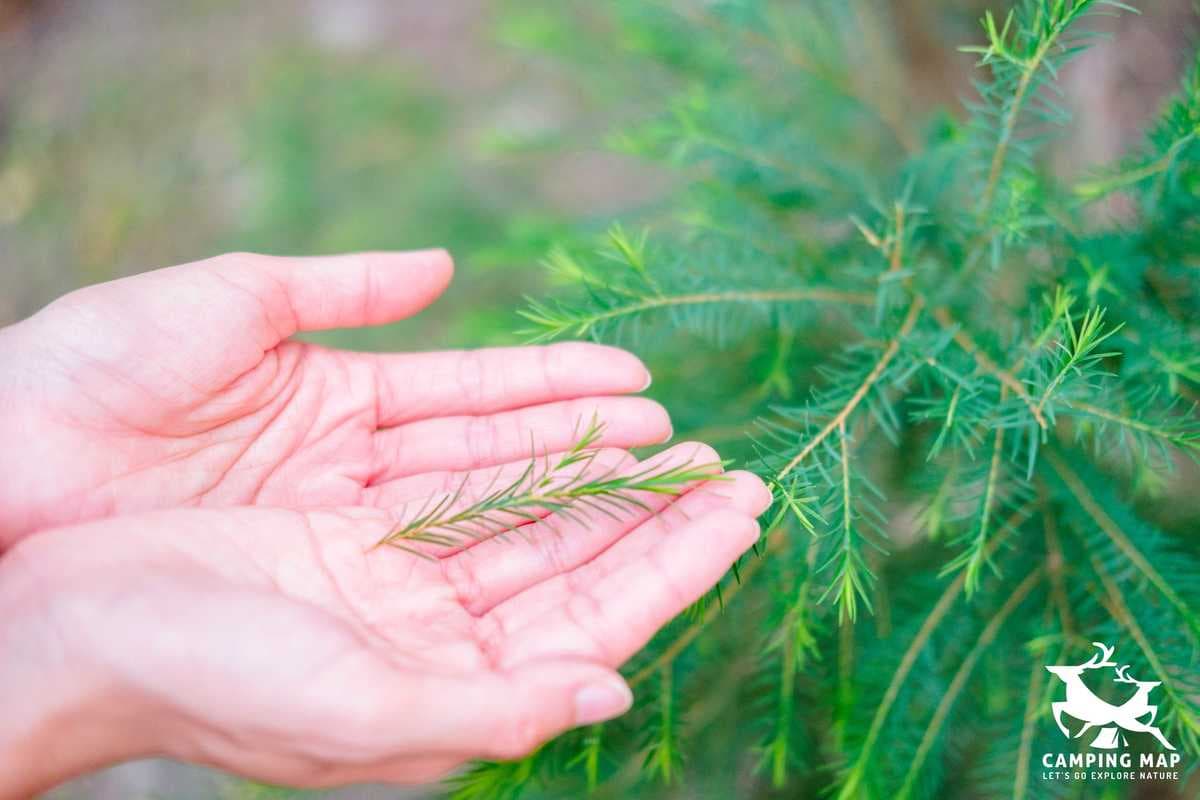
[1045,642,1174,751]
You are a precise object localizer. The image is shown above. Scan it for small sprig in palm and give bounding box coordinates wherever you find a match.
[379,416,724,554]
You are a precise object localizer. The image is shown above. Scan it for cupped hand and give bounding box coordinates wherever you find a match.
[0,250,669,547]
[0,446,770,794]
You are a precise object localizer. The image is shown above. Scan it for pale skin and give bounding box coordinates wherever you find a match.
[0,250,770,796]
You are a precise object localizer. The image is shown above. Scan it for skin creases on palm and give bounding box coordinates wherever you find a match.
[0,249,675,546]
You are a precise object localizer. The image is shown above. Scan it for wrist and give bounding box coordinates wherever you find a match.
[0,537,160,798]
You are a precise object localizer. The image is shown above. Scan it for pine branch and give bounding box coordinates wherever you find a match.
[817,420,876,622]
[1029,306,1121,421]
[965,0,1135,212]
[932,306,1046,428]
[835,504,1031,800]
[482,2,1200,795]
[1040,483,1076,638]
[1012,611,1051,800]
[640,666,682,785]
[941,387,1019,594]
[754,566,818,789]
[977,29,1049,213]
[777,297,925,480]
[1091,555,1200,752]
[894,567,1044,800]
[755,630,797,788]
[376,417,721,555]
[1067,397,1200,459]
[519,286,873,343]
[628,531,783,689]
[446,754,539,800]
[834,614,856,756]
[564,725,604,792]
[1074,132,1197,200]
[625,407,879,693]
[1047,449,1200,642]
[682,2,918,152]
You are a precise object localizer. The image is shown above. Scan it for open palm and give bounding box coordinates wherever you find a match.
[0,250,669,547]
[5,450,769,789]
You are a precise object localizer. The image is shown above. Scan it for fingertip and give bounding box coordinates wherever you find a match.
[705,508,761,549]
[636,399,673,445]
[701,471,768,511]
[657,423,674,445]
[392,246,453,270]
[252,248,457,331]
[724,470,773,516]
[573,397,672,447]
[372,247,455,308]
[573,673,634,725]
[425,247,455,286]
[745,515,763,544]
[490,661,634,758]
[547,342,652,395]
[628,351,653,392]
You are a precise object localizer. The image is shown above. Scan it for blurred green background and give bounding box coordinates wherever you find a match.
[1,0,1195,797]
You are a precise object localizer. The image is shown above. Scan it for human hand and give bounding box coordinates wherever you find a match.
[0,250,669,548]
[0,447,770,796]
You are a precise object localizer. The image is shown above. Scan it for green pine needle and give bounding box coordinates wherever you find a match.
[376,416,725,555]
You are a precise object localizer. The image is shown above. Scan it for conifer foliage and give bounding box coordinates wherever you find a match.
[456,1,1200,797]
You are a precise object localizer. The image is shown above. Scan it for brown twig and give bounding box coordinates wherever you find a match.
[888,203,906,274]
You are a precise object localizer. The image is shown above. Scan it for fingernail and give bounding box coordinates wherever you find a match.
[574,679,633,725]
[638,370,653,391]
[657,423,674,444]
[754,481,774,516]
[747,517,763,542]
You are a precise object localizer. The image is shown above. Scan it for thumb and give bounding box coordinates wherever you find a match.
[204,249,454,336]
[473,660,634,762]
[392,660,633,761]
